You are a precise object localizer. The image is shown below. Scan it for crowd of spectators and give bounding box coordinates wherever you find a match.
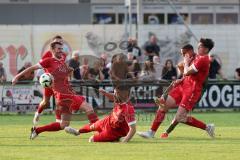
[1,36,240,83]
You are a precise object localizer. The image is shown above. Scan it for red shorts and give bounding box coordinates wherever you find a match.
[55,93,85,114]
[55,109,61,120]
[169,84,201,111]
[43,87,54,97]
[70,95,86,112]
[92,117,124,142]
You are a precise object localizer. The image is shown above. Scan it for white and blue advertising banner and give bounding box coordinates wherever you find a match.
[197,83,240,108]
[0,80,239,112]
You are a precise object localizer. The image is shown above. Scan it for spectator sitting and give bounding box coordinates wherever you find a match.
[235,67,240,80]
[127,52,134,66]
[100,53,110,80]
[209,54,227,80]
[143,35,160,62]
[80,57,90,80]
[68,50,81,80]
[139,60,156,80]
[0,62,7,83]
[110,53,130,81]
[153,56,162,80]
[18,62,34,81]
[161,59,177,81]
[129,59,141,79]
[88,60,104,82]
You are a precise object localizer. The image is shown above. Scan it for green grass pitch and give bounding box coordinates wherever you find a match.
[0,112,240,160]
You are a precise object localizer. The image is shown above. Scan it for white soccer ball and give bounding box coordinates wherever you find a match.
[39,73,53,88]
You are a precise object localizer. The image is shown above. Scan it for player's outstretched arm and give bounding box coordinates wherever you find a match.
[121,124,136,143]
[98,88,115,101]
[12,64,41,85]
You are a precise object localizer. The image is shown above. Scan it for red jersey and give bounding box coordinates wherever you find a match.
[41,50,52,60]
[184,54,210,91]
[106,102,136,135]
[38,54,74,95]
[41,50,67,61]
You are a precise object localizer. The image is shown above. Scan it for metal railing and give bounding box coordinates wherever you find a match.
[0,79,239,112]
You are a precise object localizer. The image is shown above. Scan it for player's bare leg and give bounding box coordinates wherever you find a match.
[137,95,176,139]
[65,101,98,136]
[79,101,99,123]
[175,106,215,138]
[65,120,95,136]
[161,118,179,139]
[33,95,51,126]
[88,135,94,142]
[30,111,71,140]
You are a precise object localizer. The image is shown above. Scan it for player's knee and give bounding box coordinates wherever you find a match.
[175,114,187,123]
[90,124,95,131]
[60,121,70,129]
[89,136,94,143]
[158,107,168,112]
[40,100,50,108]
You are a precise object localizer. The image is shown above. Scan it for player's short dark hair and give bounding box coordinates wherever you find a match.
[50,41,62,49]
[52,35,62,40]
[200,38,214,52]
[181,44,194,50]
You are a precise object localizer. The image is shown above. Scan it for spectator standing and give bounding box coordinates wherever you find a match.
[143,35,160,62]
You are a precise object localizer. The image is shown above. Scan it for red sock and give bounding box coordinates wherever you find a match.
[37,104,44,114]
[87,112,99,123]
[36,122,62,134]
[151,110,166,132]
[79,124,91,133]
[184,116,206,130]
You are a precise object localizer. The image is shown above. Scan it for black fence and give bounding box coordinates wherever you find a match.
[71,80,240,109]
[0,80,239,112]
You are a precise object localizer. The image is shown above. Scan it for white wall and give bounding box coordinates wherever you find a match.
[0,25,239,80]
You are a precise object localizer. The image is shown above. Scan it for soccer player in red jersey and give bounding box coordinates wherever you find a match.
[33,35,65,125]
[12,42,98,140]
[159,44,197,139]
[65,88,136,142]
[137,38,215,139]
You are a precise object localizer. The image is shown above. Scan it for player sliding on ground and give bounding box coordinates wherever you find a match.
[12,41,98,140]
[137,38,215,139]
[65,88,136,142]
[65,53,136,142]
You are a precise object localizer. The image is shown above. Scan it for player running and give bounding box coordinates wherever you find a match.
[159,44,197,139]
[33,35,66,126]
[12,41,98,140]
[137,38,215,139]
